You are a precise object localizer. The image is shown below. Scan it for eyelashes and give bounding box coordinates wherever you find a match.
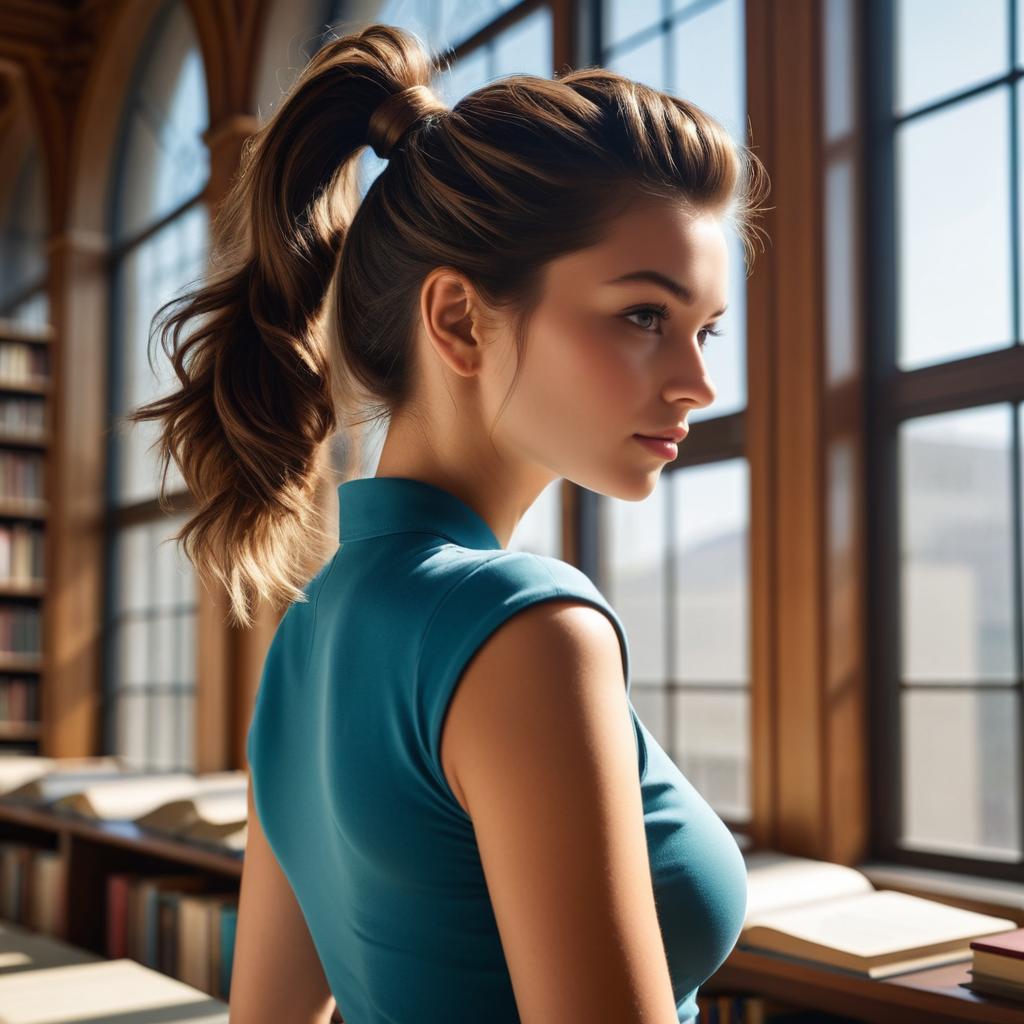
[621,303,725,349]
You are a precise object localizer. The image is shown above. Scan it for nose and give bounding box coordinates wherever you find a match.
[664,341,716,411]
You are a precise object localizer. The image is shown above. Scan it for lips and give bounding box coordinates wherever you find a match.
[636,426,688,443]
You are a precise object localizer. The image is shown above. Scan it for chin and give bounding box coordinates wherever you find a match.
[570,466,662,503]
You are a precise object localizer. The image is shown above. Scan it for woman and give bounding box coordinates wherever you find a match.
[130,22,769,1024]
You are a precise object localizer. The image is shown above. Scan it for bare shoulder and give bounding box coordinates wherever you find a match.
[441,599,625,813]
[439,598,676,1023]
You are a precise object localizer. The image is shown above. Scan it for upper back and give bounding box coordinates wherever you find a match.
[245,475,647,1023]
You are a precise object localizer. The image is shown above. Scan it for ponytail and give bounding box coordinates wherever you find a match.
[127,25,441,628]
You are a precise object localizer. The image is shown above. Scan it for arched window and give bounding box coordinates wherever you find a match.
[600,0,751,831]
[105,0,210,771]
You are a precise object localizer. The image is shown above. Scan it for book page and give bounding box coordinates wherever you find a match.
[744,889,1017,959]
[743,850,875,925]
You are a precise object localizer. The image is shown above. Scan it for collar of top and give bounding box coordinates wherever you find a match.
[337,476,503,551]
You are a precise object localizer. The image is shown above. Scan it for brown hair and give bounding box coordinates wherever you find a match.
[127,22,770,629]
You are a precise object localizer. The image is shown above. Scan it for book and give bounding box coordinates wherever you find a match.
[739,849,1018,979]
[969,925,1024,985]
[960,969,1024,1002]
[134,780,248,841]
[50,770,246,821]
[0,754,124,797]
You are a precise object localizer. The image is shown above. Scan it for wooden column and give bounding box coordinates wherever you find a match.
[745,0,870,862]
[42,228,109,757]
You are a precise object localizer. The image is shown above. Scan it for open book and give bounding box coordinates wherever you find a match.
[0,754,125,798]
[739,850,1018,979]
[49,771,247,822]
[134,785,248,848]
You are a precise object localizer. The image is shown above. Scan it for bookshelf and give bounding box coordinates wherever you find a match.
[0,319,49,757]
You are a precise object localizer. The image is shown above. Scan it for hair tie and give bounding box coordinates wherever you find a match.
[367,84,448,160]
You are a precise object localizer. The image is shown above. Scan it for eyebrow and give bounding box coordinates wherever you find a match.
[605,270,728,318]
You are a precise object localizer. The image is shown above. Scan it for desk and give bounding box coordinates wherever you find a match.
[704,947,1024,1023]
[0,918,230,1023]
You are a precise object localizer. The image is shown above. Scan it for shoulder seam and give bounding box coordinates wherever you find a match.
[414,550,528,669]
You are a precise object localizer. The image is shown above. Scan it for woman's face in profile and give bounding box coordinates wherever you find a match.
[487,195,728,502]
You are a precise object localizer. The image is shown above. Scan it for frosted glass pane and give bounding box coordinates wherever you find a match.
[673,689,749,821]
[603,484,668,683]
[901,688,1020,859]
[896,0,1007,115]
[900,405,1016,683]
[896,90,1012,370]
[671,459,749,683]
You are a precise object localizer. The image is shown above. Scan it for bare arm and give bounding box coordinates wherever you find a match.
[440,599,678,1024]
[229,774,338,1024]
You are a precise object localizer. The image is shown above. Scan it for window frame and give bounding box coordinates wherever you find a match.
[864,0,1024,882]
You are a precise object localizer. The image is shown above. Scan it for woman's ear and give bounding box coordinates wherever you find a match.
[418,267,490,378]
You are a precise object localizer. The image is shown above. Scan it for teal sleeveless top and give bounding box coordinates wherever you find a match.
[246,475,747,1023]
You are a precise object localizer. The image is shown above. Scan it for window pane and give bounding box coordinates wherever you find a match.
[508,478,562,557]
[0,131,48,310]
[5,291,49,329]
[110,515,197,767]
[603,485,668,683]
[896,89,1012,370]
[671,460,749,683]
[901,688,1020,859]
[492,6,552,78]
[115,204,208,504]
[673,689,749,821]
[900,405,1017,684]
[605,32,666,91]
[113,1,209,240]
[896,0,1007,115]
[374,0,522,54]
[603,0,663,52]
[631,684,670,749]
[672,0,744,143]
[823,0,857,142]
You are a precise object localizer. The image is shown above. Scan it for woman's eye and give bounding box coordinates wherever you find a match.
[623,304,670,333]
[623,306,725,350]
[697,326,724,350]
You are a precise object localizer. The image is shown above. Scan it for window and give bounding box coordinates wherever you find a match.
[596,0,751,830]
[0,90,48,328]
[105,0,210,771]
[867,0,1024,880]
